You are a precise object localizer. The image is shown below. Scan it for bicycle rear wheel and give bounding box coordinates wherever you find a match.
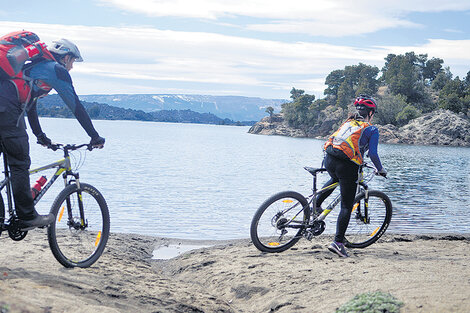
[48,183,110,268]
[345,190,392,248]
[250,191,309,253]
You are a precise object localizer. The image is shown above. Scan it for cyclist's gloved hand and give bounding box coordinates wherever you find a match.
[377,168,387,178]
[37,132,52,147]
[90,136,105,149]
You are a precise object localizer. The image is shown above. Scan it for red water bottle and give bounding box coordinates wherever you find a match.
[31,176,47,199]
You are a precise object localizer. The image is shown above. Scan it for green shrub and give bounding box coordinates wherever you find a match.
[1,303,10,313]
[336,291,404,313]
[396,105,420,126]
[375,93,408,125]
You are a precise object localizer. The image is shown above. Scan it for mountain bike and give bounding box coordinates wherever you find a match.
[250,163,392,252]
[0,142,110,268]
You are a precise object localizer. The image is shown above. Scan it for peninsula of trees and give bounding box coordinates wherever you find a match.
[251,51,470,146]
[284,52,468,128]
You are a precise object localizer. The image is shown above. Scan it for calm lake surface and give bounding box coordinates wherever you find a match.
[29,118,470,240]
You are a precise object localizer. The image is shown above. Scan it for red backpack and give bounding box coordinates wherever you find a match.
[0,30,55,104]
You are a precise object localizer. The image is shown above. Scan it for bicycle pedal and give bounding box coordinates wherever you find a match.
[304,231,314,241]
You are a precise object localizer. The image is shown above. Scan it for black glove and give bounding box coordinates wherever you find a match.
[378,168,387,178]
[37,132,52,147]
[90,136,105,149]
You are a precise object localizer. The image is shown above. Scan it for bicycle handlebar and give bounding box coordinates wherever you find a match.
[48,143,94,152]
[361,162,388,184]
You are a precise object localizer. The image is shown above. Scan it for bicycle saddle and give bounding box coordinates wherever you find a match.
[304,167,327,175]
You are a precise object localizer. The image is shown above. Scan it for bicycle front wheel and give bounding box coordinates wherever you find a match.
[48,183,110,268]
[345,190,392,248]
[250,191,309,253]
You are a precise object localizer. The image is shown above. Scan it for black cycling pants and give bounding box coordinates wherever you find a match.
[0,81,35,220]
[315,153,359,243]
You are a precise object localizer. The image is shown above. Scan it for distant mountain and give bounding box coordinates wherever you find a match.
[37,95,254,126]
[78,94,286,122]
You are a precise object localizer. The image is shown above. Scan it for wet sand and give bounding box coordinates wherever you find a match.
[0,230,469,312]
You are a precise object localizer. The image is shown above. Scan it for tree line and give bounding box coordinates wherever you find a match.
[279,52,470,129]
[37,95,253,126]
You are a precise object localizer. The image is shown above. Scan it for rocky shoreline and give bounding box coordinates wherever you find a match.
[249,109,470,147]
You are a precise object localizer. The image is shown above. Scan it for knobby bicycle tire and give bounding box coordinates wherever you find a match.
[47,183,110,268]
[250,191,309,253]
[344,190,392,248]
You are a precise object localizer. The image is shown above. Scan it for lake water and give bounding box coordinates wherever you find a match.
[29,118,470,240]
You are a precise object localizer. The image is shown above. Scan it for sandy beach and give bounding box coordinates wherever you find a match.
[0,230,469,313]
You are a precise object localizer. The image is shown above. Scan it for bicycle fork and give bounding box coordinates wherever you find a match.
[61,173,87,230]
[362,189,370,223]
[354,184,370,224]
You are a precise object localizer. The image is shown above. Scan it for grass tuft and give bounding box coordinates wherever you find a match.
[1,303,10,313]
[336,291,404,313]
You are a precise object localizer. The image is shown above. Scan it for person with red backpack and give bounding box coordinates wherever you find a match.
[315,95,387,257]
[0,31,105,230]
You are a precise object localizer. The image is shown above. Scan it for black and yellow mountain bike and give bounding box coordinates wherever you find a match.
[250,163,392,252]
[0,142,109,268]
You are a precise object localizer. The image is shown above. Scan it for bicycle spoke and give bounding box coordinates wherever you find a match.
[55,192,102,261]
[251,191,309,252]
[345,191,392,248]
[48,183,109,268]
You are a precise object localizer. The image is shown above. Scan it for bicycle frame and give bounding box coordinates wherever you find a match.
[0,143,86,230]
[29,156,74,205]
[312,182,341,222]
[0,141,109,267]
[310,165,375,222]
[280,164,376,232]
[0,154,71,211]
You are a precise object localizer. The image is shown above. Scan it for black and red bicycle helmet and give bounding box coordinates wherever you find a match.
[354,94,377,113]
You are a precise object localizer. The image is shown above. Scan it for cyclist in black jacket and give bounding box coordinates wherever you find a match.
[0,38,105,231]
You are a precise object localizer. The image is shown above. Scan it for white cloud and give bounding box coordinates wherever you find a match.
[0,21,468,97]
[246,18,417,37]
[97,0,337,19]
[98,0,470,36]
[444,28,464,34]
[98,0,470,19]
[378,39,470,77]
[381,39,470,60]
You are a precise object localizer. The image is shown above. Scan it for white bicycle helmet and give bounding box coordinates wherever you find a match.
[49,38,83,62]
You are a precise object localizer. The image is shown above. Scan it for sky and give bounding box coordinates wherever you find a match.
[1,0,470,100]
